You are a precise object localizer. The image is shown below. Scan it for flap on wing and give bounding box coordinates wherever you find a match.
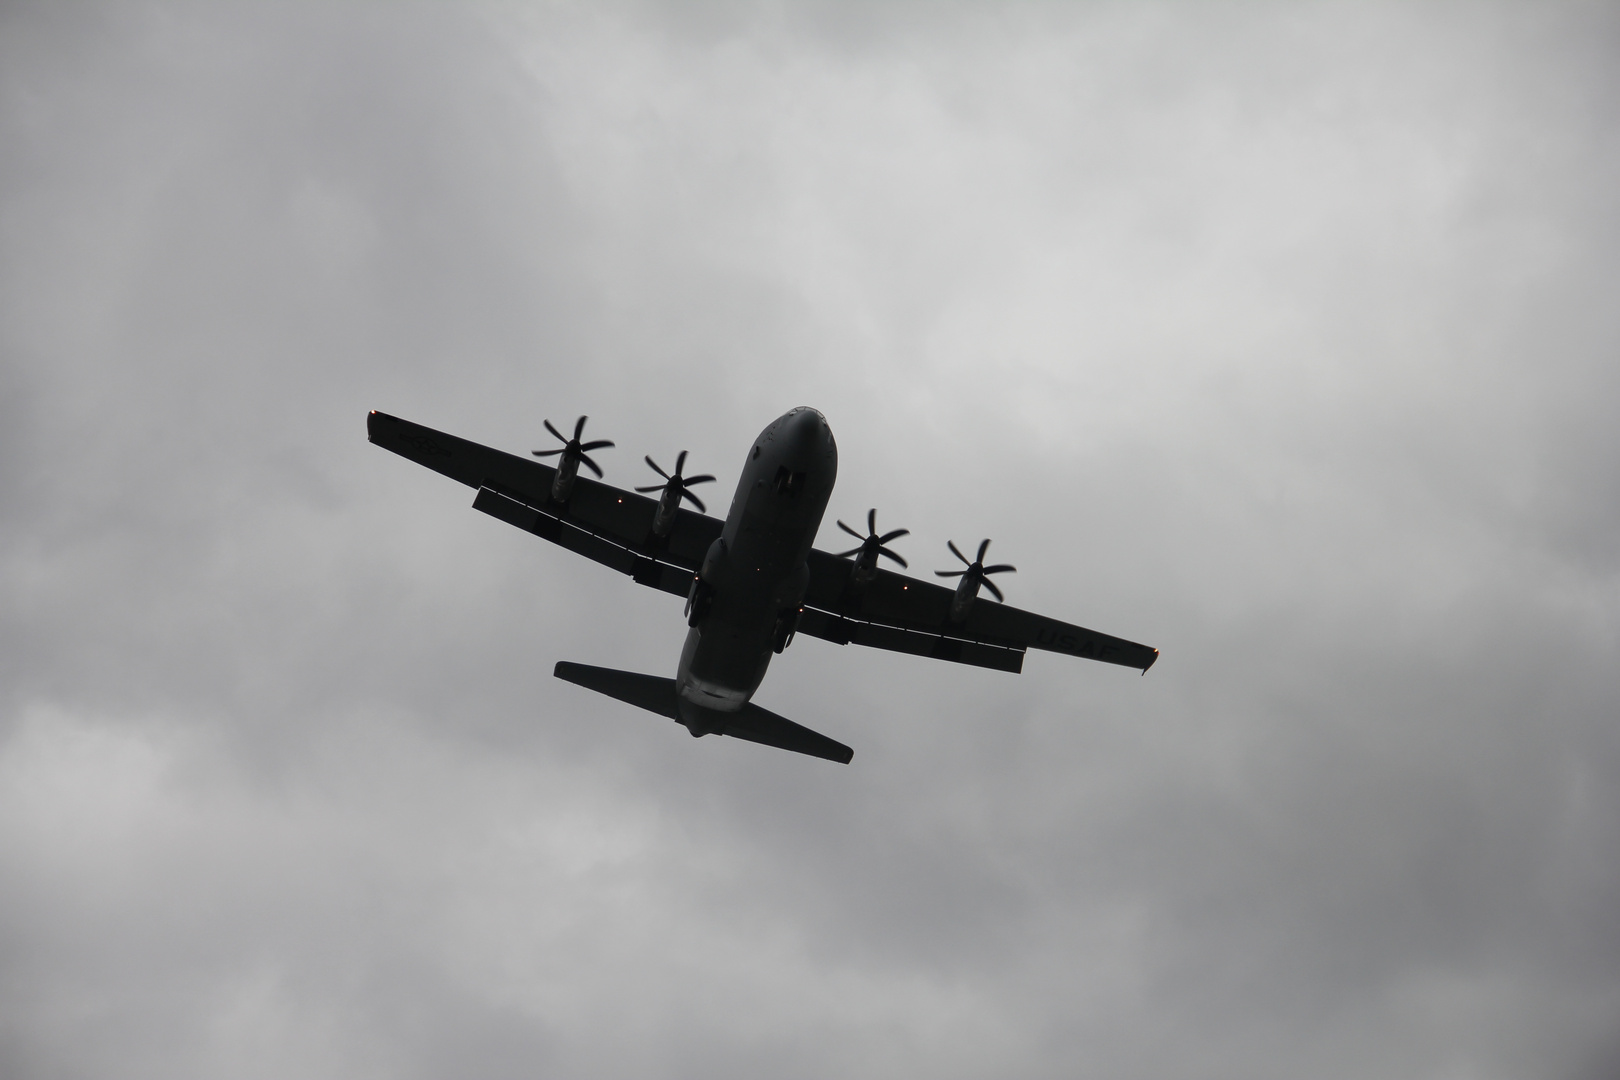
[797,608,1025,673]
[970,602,1159,670]
[370,411,722,591]
[804,550,961,631]
[803,548,1157,672]
[473,487,695,597]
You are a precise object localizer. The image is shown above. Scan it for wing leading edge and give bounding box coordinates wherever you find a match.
[798,549,1158,674]
[368,411,721,597]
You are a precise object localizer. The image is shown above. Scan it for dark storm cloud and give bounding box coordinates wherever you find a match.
[3,3,1617,1078]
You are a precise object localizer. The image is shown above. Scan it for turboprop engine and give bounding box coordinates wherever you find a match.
[935,539,1016,622]
[532,415,613,503]
[636,450,715,538]
[833,508,909,587]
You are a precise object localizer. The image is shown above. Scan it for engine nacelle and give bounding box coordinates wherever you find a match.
[847,547,880,587]
[948,574,981,623]
[550,453,579,503]
[651,485,681,537]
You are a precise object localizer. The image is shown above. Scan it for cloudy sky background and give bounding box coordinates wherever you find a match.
[3,3,1617,1077]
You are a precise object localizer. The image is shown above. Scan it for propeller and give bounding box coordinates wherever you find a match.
[935,538,1017,602]
[834,508,909,568]
[635,450,715,513]
[531,415,614,477]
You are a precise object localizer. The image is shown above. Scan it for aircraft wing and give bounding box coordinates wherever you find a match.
[796,549,1159,675]
[369,411,1157,676]
[368,411,719,596]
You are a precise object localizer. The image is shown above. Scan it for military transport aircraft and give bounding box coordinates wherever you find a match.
[369,407,1157,764]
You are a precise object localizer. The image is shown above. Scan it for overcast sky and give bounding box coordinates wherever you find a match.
[3,3,1617,1078]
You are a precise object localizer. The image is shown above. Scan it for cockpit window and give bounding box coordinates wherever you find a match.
[773,465,806,496]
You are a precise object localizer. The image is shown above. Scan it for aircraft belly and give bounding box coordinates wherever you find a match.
[676,405,836,716]
[678,623,770,713]
[676,536,800,711]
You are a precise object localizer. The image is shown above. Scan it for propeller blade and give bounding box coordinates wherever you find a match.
[675,450,688,476]
[579,439,614,452]
[947,540,969,565]
[867,508,877,534]
[936,569,966,577]
[634,484,665,493]
[982,577,1005,603]
[684,474,715,486]
[572,415,587,440]
[644,455,669,479]
[680,489,706,513]
[976,538,991,563]
[579,453,604,478]
[544,419,566,444]
[982,564,1017,575]
[835,546,864,559]
[532,448,564,457]
[878,528,909,544]
[837,520,864,540]
[878,548,908,568]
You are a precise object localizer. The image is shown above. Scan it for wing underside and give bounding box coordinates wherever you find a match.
[370,411,1156,675]
[369,411,718,597]
[798,550,1158,674]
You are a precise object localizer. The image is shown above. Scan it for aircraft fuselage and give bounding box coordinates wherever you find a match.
[674,407,837,727]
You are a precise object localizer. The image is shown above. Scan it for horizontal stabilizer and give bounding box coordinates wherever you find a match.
[554,661,681,720]
[718,700,855,765]
[553,661,853,764]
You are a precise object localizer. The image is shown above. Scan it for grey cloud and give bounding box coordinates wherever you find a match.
[2,3,1617,1078]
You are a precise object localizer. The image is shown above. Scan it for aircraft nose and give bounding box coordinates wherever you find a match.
[781,408,830,453]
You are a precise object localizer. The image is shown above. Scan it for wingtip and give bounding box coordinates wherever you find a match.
[1142,648,1160,676]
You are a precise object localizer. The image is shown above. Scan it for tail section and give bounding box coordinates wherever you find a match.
[554,661,681,720]
[553,661,853,764]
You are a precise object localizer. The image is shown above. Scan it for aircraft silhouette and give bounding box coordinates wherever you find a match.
[369,407,1157,763]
